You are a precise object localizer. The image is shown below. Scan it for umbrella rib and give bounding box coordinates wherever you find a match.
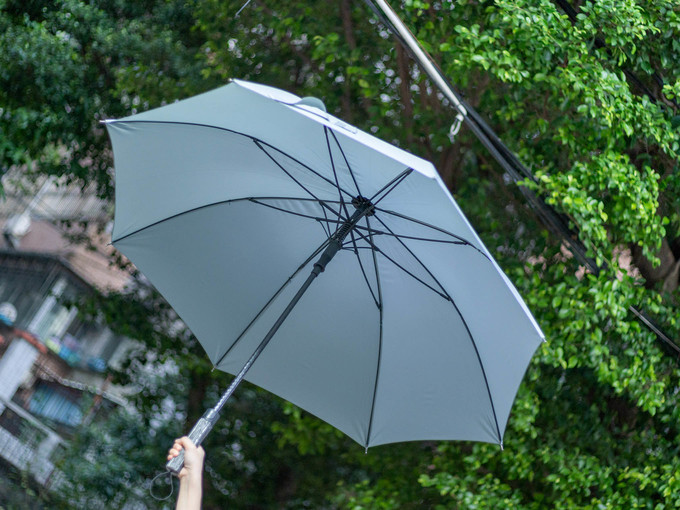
[348,229,380,309]
[327,128,362,197]
[254,140,343,221]
[323,126,351,220]
[213,238,331,368]
[374,217,455,299]
[112,197,342,244]
[249,198,341,228]
[350,230,449,301]
[356,228,469,245]
[249,199,358,237]
[369,168,413,205]
[375,208,489,260]
[320,204,332,237]
[365,214,384,448]
[255,138,356,203]
[375,216,504,445]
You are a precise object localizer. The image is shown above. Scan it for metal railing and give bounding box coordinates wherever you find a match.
[0,395,64,487]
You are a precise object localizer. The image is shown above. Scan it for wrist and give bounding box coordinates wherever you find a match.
[179,470,202,483]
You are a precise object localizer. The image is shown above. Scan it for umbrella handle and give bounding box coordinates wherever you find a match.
[166,410,217,475]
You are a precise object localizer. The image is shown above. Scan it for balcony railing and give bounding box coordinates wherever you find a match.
[0,395,64,487]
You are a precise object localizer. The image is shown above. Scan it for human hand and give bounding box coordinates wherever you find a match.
[167,436,205,480]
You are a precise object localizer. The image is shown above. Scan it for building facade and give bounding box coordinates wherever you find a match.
[0,172,131,488]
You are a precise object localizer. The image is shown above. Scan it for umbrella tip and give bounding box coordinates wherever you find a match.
[499,442,504,451]
[295,96,327,113]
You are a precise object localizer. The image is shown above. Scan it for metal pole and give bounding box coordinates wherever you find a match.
[365,0,466,118]
[167,199,374,474]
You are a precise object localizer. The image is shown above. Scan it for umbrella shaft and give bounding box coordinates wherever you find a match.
[211,202,373,415]
[168,202,374,474]
[212,266,320,415]
[168,264,323,475]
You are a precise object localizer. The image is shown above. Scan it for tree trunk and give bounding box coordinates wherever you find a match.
[631,237,680,293]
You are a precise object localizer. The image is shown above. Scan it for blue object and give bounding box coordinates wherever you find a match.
[87,357,107,372]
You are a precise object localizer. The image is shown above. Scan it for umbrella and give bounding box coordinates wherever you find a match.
[105,80,544,473]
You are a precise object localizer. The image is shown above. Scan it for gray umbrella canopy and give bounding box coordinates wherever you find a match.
[106,80,544,449]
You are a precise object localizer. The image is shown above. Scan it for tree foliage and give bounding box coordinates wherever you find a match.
[2,0,680,508]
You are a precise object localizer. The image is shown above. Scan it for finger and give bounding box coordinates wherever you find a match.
[177,436,196,451]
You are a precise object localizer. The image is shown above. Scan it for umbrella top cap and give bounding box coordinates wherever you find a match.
[295,96,327,113]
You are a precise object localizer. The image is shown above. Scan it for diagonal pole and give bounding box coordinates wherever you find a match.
[167,198,375,474]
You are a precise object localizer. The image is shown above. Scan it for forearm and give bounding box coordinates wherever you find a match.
[176,473,202,510]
